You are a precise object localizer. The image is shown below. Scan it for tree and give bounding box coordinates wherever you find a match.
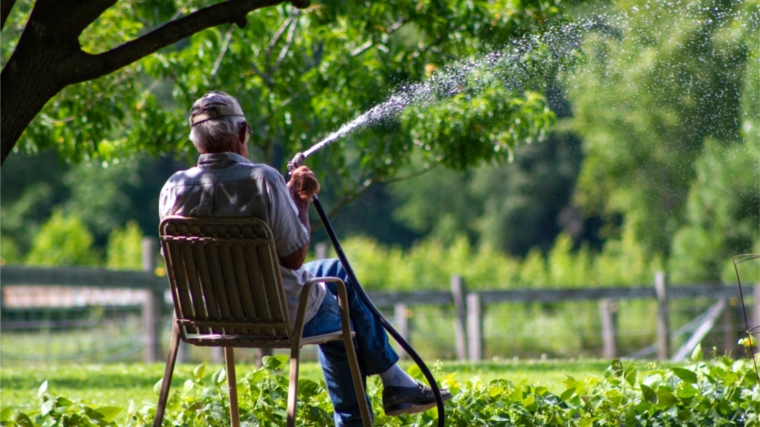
[390,131,584,255]
[669,31,760,283]
[2,0,578,214]
[0,0,310,164]
[564,0,758,256]
[0,151,184,256]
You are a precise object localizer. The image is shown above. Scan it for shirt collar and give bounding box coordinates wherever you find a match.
[197,152,252,167]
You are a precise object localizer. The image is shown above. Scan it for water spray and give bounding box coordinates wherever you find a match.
[285,20,595,426]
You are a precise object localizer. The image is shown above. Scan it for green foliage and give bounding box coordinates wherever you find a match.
[1,236,23,265]
[0,151,69,256]
[3,0,577,208]
[5,358,760,426]
[106,221,145,270]
[566,0,758,256]
[669,139,760,283]
[1,152,184,263]
[25,210,101,267]
[340,227,663,291]
[667,25,759,284]
[390,132,584,255]
[2,380,123,427]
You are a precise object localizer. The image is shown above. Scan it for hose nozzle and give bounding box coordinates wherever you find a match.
[288,152,306,174]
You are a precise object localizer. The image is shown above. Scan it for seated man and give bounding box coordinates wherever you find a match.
[159,91,450,426]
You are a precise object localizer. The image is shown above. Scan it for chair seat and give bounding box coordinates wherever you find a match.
[178,330,355,348]
[301,330,355,346]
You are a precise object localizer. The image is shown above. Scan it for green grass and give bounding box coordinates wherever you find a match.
[1,358,639,411]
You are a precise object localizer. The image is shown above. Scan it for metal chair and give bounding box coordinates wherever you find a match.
[154,216,372,427]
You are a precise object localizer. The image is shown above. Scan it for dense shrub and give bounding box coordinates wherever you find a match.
[338,229,666,292]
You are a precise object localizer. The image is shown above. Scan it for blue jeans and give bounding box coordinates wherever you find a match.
[302,259,400,427]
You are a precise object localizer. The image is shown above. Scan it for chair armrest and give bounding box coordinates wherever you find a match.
[291,277,349,341]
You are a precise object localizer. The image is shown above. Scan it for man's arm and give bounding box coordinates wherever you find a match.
[279,166,320,269]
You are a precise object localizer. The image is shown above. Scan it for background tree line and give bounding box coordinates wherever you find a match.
[1,0,758,285]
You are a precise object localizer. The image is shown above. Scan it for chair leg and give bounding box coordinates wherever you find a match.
[225,348,240,427]
[153,322,181,427]
[335,282,373,427]
[342,330,373,426]
[287,344,301,427]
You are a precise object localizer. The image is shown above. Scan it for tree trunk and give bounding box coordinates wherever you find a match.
[1,0,309,165]
[1,18,73,164]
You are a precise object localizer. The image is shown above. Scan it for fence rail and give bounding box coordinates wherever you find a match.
[3,243,758,363]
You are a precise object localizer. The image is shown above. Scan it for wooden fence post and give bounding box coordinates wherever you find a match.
[467,293,483,361]
[599,299,618,359]
[450,275,468,361]
[142,237,162,364]
[394,303,409,359]
[316,242,329,260]
[655,272,670,361]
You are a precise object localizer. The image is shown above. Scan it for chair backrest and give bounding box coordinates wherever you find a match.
[159,216,293,348]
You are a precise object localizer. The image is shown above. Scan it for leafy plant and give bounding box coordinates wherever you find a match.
[5,355,760,426]
[2,380,123,427]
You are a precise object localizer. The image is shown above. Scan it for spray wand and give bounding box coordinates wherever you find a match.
[288,152,447,427]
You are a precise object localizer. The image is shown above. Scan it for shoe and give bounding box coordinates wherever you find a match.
[382,381,453,416]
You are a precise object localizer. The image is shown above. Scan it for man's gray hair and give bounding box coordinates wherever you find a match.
[189,115,247,152]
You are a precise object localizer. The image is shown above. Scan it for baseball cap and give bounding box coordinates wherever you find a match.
[189,91,246,127]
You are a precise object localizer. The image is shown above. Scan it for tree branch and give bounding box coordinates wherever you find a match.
[326,177,376,218]
[1,0,16,29]
[251,61,274,88]
[384,163,438,183]
[253,88,304,126]
[271,13,298,74]
[266,14,294,63]
[67,0,308,84]
[350,40,373,57]
[210,25,235,76]
[349,19,404,58]
[31,0,118,38]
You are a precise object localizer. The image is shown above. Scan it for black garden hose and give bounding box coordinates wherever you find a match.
[312,195,446,427]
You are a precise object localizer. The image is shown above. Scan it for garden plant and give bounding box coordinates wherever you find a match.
[4,345,760,426]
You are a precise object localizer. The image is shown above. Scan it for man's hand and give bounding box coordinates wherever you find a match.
[287,166,320,202]
[281,166,318,270]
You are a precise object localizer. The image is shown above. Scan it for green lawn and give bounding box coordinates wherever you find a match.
[2,358,631,410]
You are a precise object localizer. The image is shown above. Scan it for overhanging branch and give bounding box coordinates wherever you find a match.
[68,0,309,84]
[1,0,16,29]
